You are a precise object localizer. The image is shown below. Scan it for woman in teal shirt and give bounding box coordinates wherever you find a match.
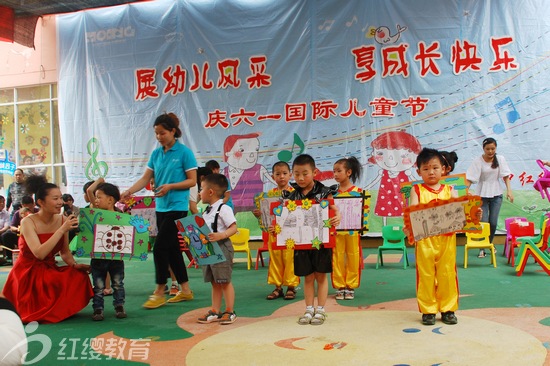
[121,113,197,309]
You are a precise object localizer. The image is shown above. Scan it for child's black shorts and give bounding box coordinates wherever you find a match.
[293,247,332,276]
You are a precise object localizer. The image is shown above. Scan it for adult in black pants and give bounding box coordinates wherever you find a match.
[1,195,37,261]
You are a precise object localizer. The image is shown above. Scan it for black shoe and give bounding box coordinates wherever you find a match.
[441,311,458,325]
[92,309,104,321]
[421,313,436,325]
[115,306,127,319]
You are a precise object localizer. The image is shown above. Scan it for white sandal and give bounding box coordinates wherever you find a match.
[310,310,327,325]
[298,309,314,325]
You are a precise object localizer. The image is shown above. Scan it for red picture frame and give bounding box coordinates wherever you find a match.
[271,199,336,250]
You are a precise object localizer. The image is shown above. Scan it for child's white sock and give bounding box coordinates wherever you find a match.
[316,306,325,312]
[306,305,314,312]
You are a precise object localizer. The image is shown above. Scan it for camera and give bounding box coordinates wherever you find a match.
[63,204,79,233]
[63,204,72,216]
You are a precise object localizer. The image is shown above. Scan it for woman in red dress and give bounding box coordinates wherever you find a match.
[2,175,93,323]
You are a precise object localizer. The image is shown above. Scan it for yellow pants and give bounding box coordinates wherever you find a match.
[415,234,459,314]
[331,233,361,289]
[266,233,299,287]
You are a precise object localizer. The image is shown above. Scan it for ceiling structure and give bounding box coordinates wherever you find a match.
[0,1,146,47]
[0,0,144,17]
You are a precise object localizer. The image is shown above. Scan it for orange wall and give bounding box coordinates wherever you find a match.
[0,15,58,88]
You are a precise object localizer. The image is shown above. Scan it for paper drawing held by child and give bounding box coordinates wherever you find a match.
[175,214,226,266]
[403,195,482,243]
[93,224,134,255]
[272,199,335,250]
[332,190,371,233]
[73,207,150,261]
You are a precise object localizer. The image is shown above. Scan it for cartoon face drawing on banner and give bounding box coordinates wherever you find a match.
[366,131,422,224]
[223,133,275,212]
[373,24,407,45]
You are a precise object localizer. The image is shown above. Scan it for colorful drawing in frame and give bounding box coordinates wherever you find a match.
[175,214,226,266]
[73,208,150,261]
[333,190,371,234]
[403,195,483,243]
[400,173,469,208]
[253,191,283,231]
[271,199,336,250]
[123,195,158,236]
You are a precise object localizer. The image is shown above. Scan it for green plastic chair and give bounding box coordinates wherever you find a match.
[377,225,409,269]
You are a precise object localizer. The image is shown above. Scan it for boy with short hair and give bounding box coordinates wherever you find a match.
[409,148,459,326]
[197,173,238,325]
[205,160,233,209]
[83,181,94,208]
[282,154,340,325]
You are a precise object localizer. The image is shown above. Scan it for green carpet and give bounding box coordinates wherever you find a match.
[1,244,549,365]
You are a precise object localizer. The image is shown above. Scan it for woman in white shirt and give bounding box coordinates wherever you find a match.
[467,137,514,257]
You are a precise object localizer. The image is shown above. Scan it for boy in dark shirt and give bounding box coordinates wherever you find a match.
[281,154,340,325]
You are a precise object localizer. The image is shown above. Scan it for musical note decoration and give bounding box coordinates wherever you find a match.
[346,16,358,27]
[278,133,305,162]
[492,96,520,134]
[85,137,109,180]
[318,19,334,31]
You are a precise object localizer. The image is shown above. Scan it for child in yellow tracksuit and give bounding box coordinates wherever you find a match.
[254,162,300,300]
[409,148,459,326]
[331,157,363,300]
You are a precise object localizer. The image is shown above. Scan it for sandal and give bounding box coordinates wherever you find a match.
[284,288,296,300]
[298,309,314,325]
[310,310,327,325]
[266,287,283,300]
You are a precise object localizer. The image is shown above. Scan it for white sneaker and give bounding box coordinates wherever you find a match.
[335,289,345,300]
[219,311,237,325]
[197,310,221,324]
[344,289,355,300]
[478,250,486,258]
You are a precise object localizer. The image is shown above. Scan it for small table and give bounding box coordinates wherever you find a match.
[508,221,535,267]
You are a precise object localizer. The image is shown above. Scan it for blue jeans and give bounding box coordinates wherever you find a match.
[481,195,503,243]
[91,259,125,310]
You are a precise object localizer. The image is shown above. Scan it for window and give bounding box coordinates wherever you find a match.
[0,84,66,193]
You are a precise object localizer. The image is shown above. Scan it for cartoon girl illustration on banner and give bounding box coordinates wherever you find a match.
[366,130,422,224]
[223,133,275,213]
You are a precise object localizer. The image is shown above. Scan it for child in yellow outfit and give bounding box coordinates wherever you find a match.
[331,156,363,300]
[254,162,300,300]
[409,148,459,326]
